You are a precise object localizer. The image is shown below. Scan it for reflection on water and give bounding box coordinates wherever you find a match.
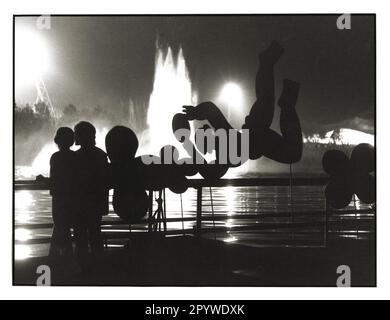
[15,228,32,242]
[16,213,34,224]
[224,236,238,243]
[15,190,34,210]
[15,244,32,260]
[225,187,237,217]
[14,186,375,260]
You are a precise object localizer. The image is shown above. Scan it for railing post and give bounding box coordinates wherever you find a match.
[163,188,167,233]
[196,187,202,236]
[148,189,153,232]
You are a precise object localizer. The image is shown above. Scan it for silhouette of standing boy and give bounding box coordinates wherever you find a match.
[73,121,109,258]
[49,127,76,257]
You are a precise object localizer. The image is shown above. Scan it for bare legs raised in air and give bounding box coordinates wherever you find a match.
[182,41,303,165]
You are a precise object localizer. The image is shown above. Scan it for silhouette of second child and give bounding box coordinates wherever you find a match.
[49,127,77,257]
[73,121,109,259]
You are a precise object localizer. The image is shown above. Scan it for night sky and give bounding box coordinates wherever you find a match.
[15,15,375,134]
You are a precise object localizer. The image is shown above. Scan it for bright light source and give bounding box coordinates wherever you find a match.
[218,82,244,120]
[15,26,51,89]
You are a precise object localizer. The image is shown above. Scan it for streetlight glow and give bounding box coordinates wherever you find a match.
[218,82,244,120]
[15,26,51,89]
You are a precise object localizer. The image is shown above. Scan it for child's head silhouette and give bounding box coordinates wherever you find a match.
[54,127,74,150]
[105,126,139,163]
[74,121,96,147]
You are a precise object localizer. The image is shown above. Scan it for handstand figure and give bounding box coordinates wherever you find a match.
[182,41,303,165]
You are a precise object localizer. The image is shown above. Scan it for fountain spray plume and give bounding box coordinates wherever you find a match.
[143,40,198,157]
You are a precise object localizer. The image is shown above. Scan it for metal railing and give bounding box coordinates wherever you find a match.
[14,177,334,244]
[15,177,375,247]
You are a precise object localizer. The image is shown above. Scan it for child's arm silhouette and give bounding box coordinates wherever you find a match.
[183,102,233,131]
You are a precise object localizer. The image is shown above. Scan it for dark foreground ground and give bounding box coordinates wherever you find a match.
[14,236,376,287]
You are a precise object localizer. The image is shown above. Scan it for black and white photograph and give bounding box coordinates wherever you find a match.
[11,14,376,288]
[2,0,389,301]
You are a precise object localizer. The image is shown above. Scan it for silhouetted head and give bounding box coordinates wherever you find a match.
[54,127,74,150]
[74,121,96,147]
[105,126,139,163]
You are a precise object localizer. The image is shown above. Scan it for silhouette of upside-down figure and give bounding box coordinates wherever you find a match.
[179,41,303,170]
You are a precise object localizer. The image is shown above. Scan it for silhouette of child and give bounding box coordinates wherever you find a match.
[73,121,109,259]
[49,127,77,257]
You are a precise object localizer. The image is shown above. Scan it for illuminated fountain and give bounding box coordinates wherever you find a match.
[141,45,249,178]
[142,45,197,156]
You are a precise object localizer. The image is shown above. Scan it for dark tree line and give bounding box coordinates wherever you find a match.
[15,101,55,136]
